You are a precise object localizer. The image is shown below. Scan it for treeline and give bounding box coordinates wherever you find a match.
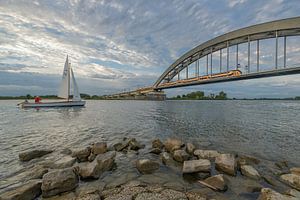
[170,91,228,100]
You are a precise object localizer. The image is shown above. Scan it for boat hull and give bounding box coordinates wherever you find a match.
[19,101,86,108]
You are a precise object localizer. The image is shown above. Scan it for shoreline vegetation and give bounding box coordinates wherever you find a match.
[1,92,300,100]
[1,137,299,199]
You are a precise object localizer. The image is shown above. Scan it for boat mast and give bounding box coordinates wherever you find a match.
[67,60,70,101]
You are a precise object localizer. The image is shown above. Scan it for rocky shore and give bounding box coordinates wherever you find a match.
[0,137,300,200]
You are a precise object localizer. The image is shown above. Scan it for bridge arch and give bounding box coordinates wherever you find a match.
[154,17,300,89]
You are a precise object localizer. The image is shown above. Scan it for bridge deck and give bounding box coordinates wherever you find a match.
[156,66,300,89]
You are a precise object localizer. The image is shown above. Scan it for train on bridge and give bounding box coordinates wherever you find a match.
[160,69,242,87]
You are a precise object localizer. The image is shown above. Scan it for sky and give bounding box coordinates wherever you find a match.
[0,0,300,98]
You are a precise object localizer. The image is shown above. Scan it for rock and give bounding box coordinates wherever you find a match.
[41,168,78,197]
[135,193,168,200]
[215,154,237,176]
[113,142,128,152]
[194,150,220,159]
[290,167,300,176]
[285,189,300,198]
[75,151,116,179]
[161,152,173,165]
[275,160,289,170]
[0,179,42,200]
[200,174,227,192]
[60,148,72,155]
[75,182,101,198]
[91,142,107,155]
[186,143,196,155]
[262,175,279,186]
[45,192,76,200]
[185,191,207,200]
[173,150,189,163]
[101,187,123,199]
[88,153,96,162]
[160,189,188,200]
[182,159,211,174]
[240,165,261,180]
[238,155,260,166]
[71,147,91,162]
[164,138,184,153]
[19,149,53,161]
[52,156,76,169]
[149,148,162,154]
[128,138,144,150]
[280,173,300,190]
[152,139,164,149]
[257,188,297,200]
[104,194,132,200]
[136,159,159,174]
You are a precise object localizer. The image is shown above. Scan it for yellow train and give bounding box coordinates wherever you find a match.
[161,69,242,87]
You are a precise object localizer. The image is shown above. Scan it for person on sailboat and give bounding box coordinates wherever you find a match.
[34,96,42,103]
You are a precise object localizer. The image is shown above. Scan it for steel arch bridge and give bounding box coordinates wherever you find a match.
[108,17,300,99]
[153,16,300,90]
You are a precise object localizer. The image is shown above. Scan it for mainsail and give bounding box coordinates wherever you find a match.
[71,67,81,101]
[58,56,70,99]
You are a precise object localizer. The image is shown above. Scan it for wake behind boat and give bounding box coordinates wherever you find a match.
[19,56,86,108]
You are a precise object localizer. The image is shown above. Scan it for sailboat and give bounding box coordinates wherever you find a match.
[19,56,86,108]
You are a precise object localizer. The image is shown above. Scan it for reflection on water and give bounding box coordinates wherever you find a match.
[0,100,300,178]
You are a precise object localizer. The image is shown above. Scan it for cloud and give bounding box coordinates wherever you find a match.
[0,0,299,96]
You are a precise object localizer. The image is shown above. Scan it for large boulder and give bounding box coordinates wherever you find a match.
[19,149,53,161]
[41,168,79,197]
[128,138,144,150]
[240,165,261,180]
[136,159,159,174]
[200,174,227,192]
[215,154,237,176]
[186,143,196,155]
[91,142,107,155]
[75,151,116,179]
[164,138,184,153]
[182,159,211,174]
[280,173,300,190]
[161,152,173,165]
[258,188,297,200]
[71,147,91,162]
[194,150,220,159]
[152,139,164,149]
[0,179,42,200]
[173,150,189,163]
[285,189,300,199]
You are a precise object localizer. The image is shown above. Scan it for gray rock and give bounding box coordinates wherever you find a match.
[240,165,260,180]
[71,147,91,162]
[161,152,173,165]
[88,153,96,162]
[280,173,300,190]
[164,138,184,153]
[19,149,53,161]
[41,168,78,197]
[215,154,237,176]
[75,151,116,179]
[257,188,297,200]
[91,142,107,155]
[113,142,128,152]
[52,156,76,169]
[185,191,207,200]
[173,150,189,163]
[0,179,42,200]
[186,143,196,155]
[182,159,211,174]
[194,150,220,159]
[104,194,132,200]
[201,174,227,192]
[128,138,144,150]
[136,159,159,174]
[149,148,162,154]
[160,189,188,200]
[44,192,76,200]
[285,189,300,198]
[152,139,164,149]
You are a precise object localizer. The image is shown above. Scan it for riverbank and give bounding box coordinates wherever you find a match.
[1,137,299,200]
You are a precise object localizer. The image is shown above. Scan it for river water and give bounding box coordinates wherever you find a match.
[0,100,299,181]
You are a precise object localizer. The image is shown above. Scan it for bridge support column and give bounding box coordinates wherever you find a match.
[284,36,287,68]
[257,40,259,72]
[227,41,229,72]
[206,54,209,75]
[186,66,188,79]
[220,49,222,72]
[248,35,250,73]
[236,44,239,69]
[275,30,278,69]
[210,47,213,75]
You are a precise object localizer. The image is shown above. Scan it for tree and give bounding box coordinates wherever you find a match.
[26,94,32,99]
[176,95,181,99]
[215,91,227,100]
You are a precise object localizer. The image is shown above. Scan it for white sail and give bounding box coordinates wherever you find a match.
[58,56,70,99]
[71,67,81,101]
